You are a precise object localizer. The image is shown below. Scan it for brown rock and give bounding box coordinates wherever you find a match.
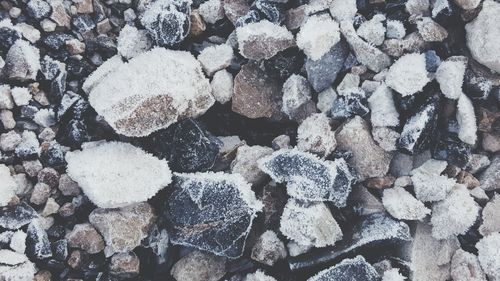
[478,108,500,133]
[67,250,88,269]
[223,0,250,25]
[37,167,59,188]
[457,171,480,189]
[48,0,70,28]
[482,132,500,153]
[109,252,140,279]
[171,251,226,281]
[58,174,81,196]
[75,0,93,13]
[190,9,206,37]
[33,270,52,281]
[66,223,105,254]
[58,202,76,217]
[365,176,396,189]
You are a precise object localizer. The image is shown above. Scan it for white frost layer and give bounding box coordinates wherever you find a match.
[199,0,224,24]
[117,25,152,59]
[4,40,40,81]
[211,69,233,104]
[197,44,234,76]
[10,87,30,106]
[382,186,430,221]
[435,57,467,100]
[0,258,36,281]
[317,87,337,113]
[456,93,477,145]
[65,141,172,208]
[297,113,336,157]
[0,249,28,265]
[368,83,399,127]
[357,14,386,46]
[386,20,406,39]
[476,233,500,280]
[382,268,407,281]
[0,164,16,207]
[329,0,357,22]
[386,53,430,96]
[281,74,312,119]
[297,14,340,61]
[411,159,456,202]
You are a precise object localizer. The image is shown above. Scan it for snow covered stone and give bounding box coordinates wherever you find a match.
[477,233,500,280]
[410,159,455,202]
[197,44,234,76]
[0,249,28,265]
[368,83,399,127]
[26,218,52,260]
[251,230,287,266]
[317,87,337,113]
[65,141,172,208]
[451,249,487,281]
[140,0,191,46]
[478,155,500,191]
[259,149,356,207]
[0,254,36,281]
[117,25,152,59]
[10,87,31,106]
[0,202,37,230]
[329,0,357,22]
[211,69,233,104]
[308,256,380,281]
[372,127,400,152]
[431,185,479,240]
[435,56,467,100]
[479,195,500,236]
[10,230,26,254]
[337,73,360,96]
[382,268,406,281]
[331,89,368,119]
[85,48,214,137]
[382,186,430,220]
[171,250,226,281]
[357,14,386,46]
[199,0,224,24]
[397,101,439,154]
[280,199,342,248]
[166,172,262,258]
[297,113,336,157]
[236,20,294,60]
[0,85,14,110]
[4,40,40,81]
[297,14,340,61]
[244,270,277,281]
[0,164,16,207]
[231,145,273,185]
[281,74,313,121]
[456,93,477,145]
[416,17,448,42]
[465,0,500,73]
[386,53,430,96]
[386,20,405,39]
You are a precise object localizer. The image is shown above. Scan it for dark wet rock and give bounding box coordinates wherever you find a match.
[307,255,380,281]
[264,47,304,81]
[432,134,472,169]
[52,239,68,261]
[26,219,53,260]
[0,202,38,230]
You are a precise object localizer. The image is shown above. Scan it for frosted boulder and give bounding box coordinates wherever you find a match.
[410,159,455,202]
[367,83,399,127]
[280,199,342,247]
[435,56,467,100]
[456,93,477,145]
[166,172,262,258]
[297,113,337,157]
[117,25,152,59]
[297,14,340,61]
[4,40,40,81]
[258,149,356,207]
[382,186,430,220]
[386,53,430,96]
[476,233,500,280]
[65,141,172,208]
[85,48,214,137]
[0,164,17,207]
[308,256,380,281]
[465,0,500,73]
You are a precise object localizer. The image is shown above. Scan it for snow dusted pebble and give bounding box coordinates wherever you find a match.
[478,155,500,191]
[456,93,477,145]
[308,256,380,281]
[244,270,277,281]
[372,127,400,151]
[0,85,14,110]
[0,131,21,151]
[451,249,487,281]
[329,0,357,22]
[117,25,152,59]
[297,113,336,157]
[10,87,31,106]
[397,101,439,154]
[170,251,226,281]
[199,0,224,24]
[431,185,479,240]
[337,73,360,96]
[26,218,52,259]
[236,20,294,60]
[416,17,448,42]
[0,252,36,280]
[211,69,233,104]
[382,268,406,281]
[382,186,430,220]
[368,83,399,127]
[287,240,312,257]
[386,53,430,96]
[386,20,405,39]
[317,87,337,113]
[411,159,455,202]
[357,14,386,46]
[4,40,40,81]
[476,233,500,280]
[197,44,234,76]
[251,230,287,266]
[280,199,342,248]
[230,145,273,185]
[33,108,56,127]
[0,164,17,207]
[65,141,172,208]
[479,195,500,236]
[297,14,340,61]
[281,74,314,121]
[436,56,467,100]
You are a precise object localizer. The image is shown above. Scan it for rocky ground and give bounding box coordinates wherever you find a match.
[0,0,500,280]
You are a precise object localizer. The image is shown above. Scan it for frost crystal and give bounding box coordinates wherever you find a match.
[386,53,430,96]
[410,159,455,202]
[476,233,500,280]
[297,14,340,61]
[258,149,356,207]
[382,186,430,220]
[368,83,399,127]
[329,0,357,22]
[456,93,477,145]
[308,256,380,281]
[280,199,342,247]
[167,172,262,258]
[435,57,467,100]
[65,141,172,208]
[0,164,17,207]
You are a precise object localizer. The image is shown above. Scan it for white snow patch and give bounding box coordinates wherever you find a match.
[368,83,399,127]
[456,93,477,145]
[386,53,430,96]
[382,186,430,220]
[197,44,234,76]
[435,57,467,100]
[117,25,152,59]
[476,233,500,280]
[297,14,340,61]
[0,164,16,207]
[410,159,456,202]
[211,69,233,104]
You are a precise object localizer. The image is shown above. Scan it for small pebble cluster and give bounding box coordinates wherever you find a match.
[0,0,500,280]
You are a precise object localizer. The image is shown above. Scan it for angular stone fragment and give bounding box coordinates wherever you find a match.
[451,249,487,281]
[478,154,500,191]
[411,159,456,202]
[171,250,226,281]
[386,53,430,96]
[297,14,340,61]
[211,69,233,104]
[0,164,16,207]
[456,93,477,145]
[357,14,386,46]
[85,48,214,137]
[251,230,286,266]
[308,256,379,281]
[367,83,399,127]
[0,202,37,230]
[331,88,370,119]
[479,195,500,236]
[66,141,172,208]
[4,40,40,81]
[231,145,273,185]
[26,219,52,260]
[197,44,233,76]
[89,203,156,257]
[166,172,262,258]
[382,186,430,220]
[297,113,336,157]
[65,223,105,254]
[109,252,140,279]
[281,74,314,121]
[397,100,439,154]
[259,149,356,207]
[117,25,152,59]
[436,56,467,100]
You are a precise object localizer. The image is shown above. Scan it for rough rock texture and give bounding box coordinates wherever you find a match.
[170,251,226,281]
[230,145,273,185]
[308,256,380,281]
[109,252,141,279]
[117,25,152,59]
[65,223,105,254]
[367,83,399,127]
[281,74,314,121]
[0,202,38,230]
[478,154,500,191]
[244,270,277,281]
[4,40,40,81]
[410,159,456,202]
[297,113,336,157]
[476,233,500,280]
[197,44,233,76]
[386,53,430,96]
[297,14,340,61]
[479,195,500,236]
[382,186,430,220]
[450,249,487,281]
[250,230,287,266]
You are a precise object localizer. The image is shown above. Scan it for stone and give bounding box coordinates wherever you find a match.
[4,40,40,81]
[244,270,277,281]
[306,39,349,92]
[41,198,59,217]
[416,17,448,42]
[0,131,21,152]
[386,20,406,39]
[190,9,206,37]
[479,195,500,236]
[26,0,51,20]
[482,133,500,153]
[476,233,500,280]
[478,154,500,191]
[331,88,369,118]
[367,83,399,127]
[456,93,477,145]
[329,0,357,22]
[317,87,337,113]
[451,249,487,281]
[0,85,14,110]
[89,203,155,257]
[166,172,262,258]
[85,49,214,137]
[58,174,80,196]
[436,56,467,100]
[223,0,250,24]
[230,145,273,185]
[26,219,52,260]
[65,223,105,254]
[372,127,400,152]
[171,251,226,281]
[109,252,140,279]
[197,44,234,76]
[382,186,430,220]
[297,14,340,61]
[211,69,233,104]
[337,73,360,96]
[117,25,152,59]
[357,14,386,46]
[29,183,50,205]
[297,113,336,157]
[0,256,36,281]
[281,74,314,121]
[0,164,16,207]
[411,159,456,202]
[0,202,37,230]
[308,256,380,281]
[386,53,430,96]
[199,0,224,24]
[65,141,172,208]
[456,170,479,189]
[397,100,439,154]
[10,230,27,254]
[251,230,286,266]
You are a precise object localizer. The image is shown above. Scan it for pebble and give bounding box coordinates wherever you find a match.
[171,251,226,281]
[11,87,31,107]
[116,25,152,59]
[0,202,38,230]
[65,223,105,254]
[397,100,439,154]
[436,56,467,100]
[41,198,59,217]
[316,87,337,113]
[476,233,500,280]
[356,14,386,46]
[10,230,27,254]
[0,131,22,152]
[297,14,340,61]
[0,164,17,207]
[197,44,234,76]
[58,173,80,196]
[211,69,234,104]
[109,252,141,279]
[190,9,206,37]
[382,186,430,220]
[29,183,51,205]
[230,145,273,185]
[281,74,315,121]
[251,230,286,266]
[26,0,51,20]
[386,53,430,96]
[223,0,250,25]
[456,93,477,145]
[456,170,479,189]
[26,218,52,260]
[478,195,500,236]
[297,113,336,157]
[450,249,487,281]
[367,83,400,127]
[199,0,224,24]
[478,154,500,191]
[37,167,59,188]
[411,159,456,202]
[416,17,448,42]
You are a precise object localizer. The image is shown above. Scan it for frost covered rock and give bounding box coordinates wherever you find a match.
[170,250,226,281]
[85,48,214,137]
[317,87,337,113]
[280,199,342,247]
[197,44,233,76]
[430,185,479,240]
[281,74,314,121]
[331,88,368,119]
[244,270,277,281]
[456,93,477,145]
[357,14,386,46]
[368,83,399,127]
[397,101,439,154]
[231,145,273,185]
[308,256,380,281]
[4,40,40,81]
[199,0,224,24]
[89,203,155,257]
[65,223,105,254]
[386,20,405,39]
[10,230,26,254]
[259,149,356,207]
[465,0,500,73]
[251,230,287,266]
[329,0,357,22]
[297,113,336,157]
[0,255,36,281]
[435,56,467,100]
[236,20,294,60]
[372,127,400,152]
[0,202,37,230]
[451,249,487,281]
[479,195,500,236]
[382,186,430,220]
[117,25,152,59]
[166,172,262,258]
[477,233,500,280]
[10,87,30,106]
[416,17,448,42]
[411,159,455,202]
[478,154,500,191]
[26,219,52,260]
[140,0,191,46]
[0,249,28,265]
[453,0,480,9]
[211,69,233,104]
[0,85,14,110]
[0,164,16,207]
[382,268,406,281]
[65,141,172,208]
[337,73,360,96]
[297,14,340,61]
[386,53,430,96]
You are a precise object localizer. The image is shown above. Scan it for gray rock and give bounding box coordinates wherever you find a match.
[65,223,105,254]
[230,145,273,185]
[26,219,52,260]
[4,40,40,81]
[478,154,500,191]
[307,256,380,281]
[0,202,38,230]
[251,230,287,266]
[171,251,226,281]
[450,249,487,281]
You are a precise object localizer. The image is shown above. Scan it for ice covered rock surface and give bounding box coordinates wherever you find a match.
[479,195,500,236]
[456,93,477,145]
[65,141,172,208]
[166,172,262,258]
[0,255,36,281]
[117,25,152,59]
[170,250,226,281]
[451,249,487,281]
[0,164,17,207]
[280,199,342,248]
[199,0,224,24]
[251,230,287,266]
[297,14,340,61]
[435,56,467,100]
[85,48,214,137]
[26,218,52,260]
[211,69,233,104]
[307,256,380,281]
[382,186,430,220]
[477,233,500,280]
[259,149,356,207]
[410,159,455,202]
[297,113,336,157]
[386,53,430,96]
[368,83,399,127]
[329,0,357,22]
[230,145,273,185]
[0,202,37,230]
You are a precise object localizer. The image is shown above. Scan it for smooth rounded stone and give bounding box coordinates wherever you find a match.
[65,141,172,208]
[0,202,37,230]
[117,25,152,59]
[10,230,27,254]
[89,203,156,257]
[306,39,349,92]
[140,0,191,46]
[368,83,399,127]
[451,249,487,281]
[236,20,294,60]
[197,44,234,76]
[281,74,314,121]
[109,252,140,280]
[411,159,456,202]
[166,172,262,258]
[244,270,277,281]
[0,164,16,207]
[478,154,500,191]
[230,145,273,185]
[356,14,386,46]
[456,93,477,145]
[58,174,80,196]
[65,223,105,254]
[307,256,380,281]
[465,0,500,73]
[297,113,336,157]
[4,40,40,81]
[331,88,369,120]
[297,14,340,61]
[479,195,500,236]
[317,87,337,113]
[211,69,234,104]
[29,183,50,205]
[26,219,52,260]
[251,230,286,266]
[397,100,439,154]
[199,0,224,24]
[85,49,214,137]
[280,199,342,248]
[171,251,226,281]
[476,233,500,280]
[336,116,392,180]
[232,62,283,119]
[436,56,467,100]
[386,53,430,96]
[382,186,430,220]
